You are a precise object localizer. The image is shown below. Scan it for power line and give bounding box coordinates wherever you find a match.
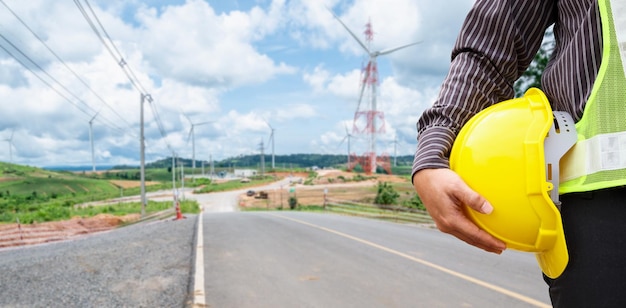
[0,33,127,132]
[0,39,90,119]
[73,0,146,94]
[82,0,150,94]
[74,0,174,152]
[0,0,134,131]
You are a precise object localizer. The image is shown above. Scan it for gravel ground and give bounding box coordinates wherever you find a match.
[0,215,198,308]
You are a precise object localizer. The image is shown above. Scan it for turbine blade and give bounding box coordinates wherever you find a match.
[183,112,192,124]
[262,117,273,130]
[195,121,213,126]
[89,111,100,123]
[378,41,422,56]
[356,63,370,112]
[327,7,371,55]
[338,135,348,148]
[187,127,193,144]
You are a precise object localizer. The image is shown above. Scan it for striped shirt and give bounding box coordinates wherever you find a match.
[412,0,602,177]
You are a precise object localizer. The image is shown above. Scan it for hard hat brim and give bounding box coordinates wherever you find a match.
[535,219,568,279]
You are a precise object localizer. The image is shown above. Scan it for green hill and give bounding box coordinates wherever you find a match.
[0,162,132,223]
[0,162,119,198]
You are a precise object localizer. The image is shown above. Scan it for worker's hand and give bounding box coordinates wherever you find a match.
[413,168,506,254]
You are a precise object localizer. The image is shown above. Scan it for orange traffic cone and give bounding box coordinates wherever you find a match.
[175,201,186,220]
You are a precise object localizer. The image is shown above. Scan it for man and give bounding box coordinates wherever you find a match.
[412,0,626,306]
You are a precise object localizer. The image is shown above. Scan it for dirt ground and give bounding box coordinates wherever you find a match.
[239,169,409,210]
[109,180,161,189]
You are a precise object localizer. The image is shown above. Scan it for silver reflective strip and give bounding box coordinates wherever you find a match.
[610,0,626,77]
[561,131,626,182]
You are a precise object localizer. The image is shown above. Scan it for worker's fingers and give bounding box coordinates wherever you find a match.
[413,168,506,254]
[445,215,506,254]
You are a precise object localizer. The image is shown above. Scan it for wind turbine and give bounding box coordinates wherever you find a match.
[88,111,99,172]
[184,113,212,179]
[329,8,420,173]
[391,134,399,167]
[338,124,353,167]
[264,120,275,170]
[258,138,265,176]
[3,129,14,164]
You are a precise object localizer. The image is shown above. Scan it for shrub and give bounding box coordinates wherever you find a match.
[288,196,298,210]
[403,194,426,211]
[374,182,399,205]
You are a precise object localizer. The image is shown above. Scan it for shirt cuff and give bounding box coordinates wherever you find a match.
[411,126,456,182]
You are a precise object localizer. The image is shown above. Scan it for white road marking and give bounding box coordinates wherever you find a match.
[192,212,206,307]
[272,213,551,308]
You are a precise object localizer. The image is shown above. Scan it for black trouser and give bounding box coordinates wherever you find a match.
[544,186,626,307]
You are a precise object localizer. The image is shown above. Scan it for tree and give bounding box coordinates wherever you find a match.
[514,28,554,97]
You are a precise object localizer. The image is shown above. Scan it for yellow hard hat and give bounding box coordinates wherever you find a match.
[450,88,577,278]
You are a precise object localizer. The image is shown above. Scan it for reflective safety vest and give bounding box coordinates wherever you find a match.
[560,0,626,194]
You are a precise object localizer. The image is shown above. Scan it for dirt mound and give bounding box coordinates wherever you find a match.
[0,213,140,249]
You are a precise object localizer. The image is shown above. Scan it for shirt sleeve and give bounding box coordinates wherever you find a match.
[412,0,557,179]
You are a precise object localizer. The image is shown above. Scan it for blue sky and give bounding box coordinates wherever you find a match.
[0,0,474,167]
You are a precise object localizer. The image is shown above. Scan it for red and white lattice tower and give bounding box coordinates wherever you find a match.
[330,10,420,174]
[352,19,385,174]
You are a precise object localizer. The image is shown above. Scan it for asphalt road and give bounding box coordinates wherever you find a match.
[196,211,551,308]
[189,181,552,308]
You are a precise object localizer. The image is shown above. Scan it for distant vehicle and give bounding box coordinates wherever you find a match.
[240,178,250,183]
[246,190,255,197]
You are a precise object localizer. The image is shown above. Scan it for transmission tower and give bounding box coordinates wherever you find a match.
[330,10,419,174]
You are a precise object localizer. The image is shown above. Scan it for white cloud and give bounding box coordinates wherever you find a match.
[0,0,474,166]
[303,65,331,93]
[135,0,295,88]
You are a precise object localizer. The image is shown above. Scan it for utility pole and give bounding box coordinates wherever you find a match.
[172,153,176,190]
[172,152,176,208]
[210,154,215,178]
[180,161,185,200]
[89,112,98,172]
[140,94,147,218]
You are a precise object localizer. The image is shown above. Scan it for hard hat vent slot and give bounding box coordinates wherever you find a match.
[553,117,560,133]
[547,163,553,181]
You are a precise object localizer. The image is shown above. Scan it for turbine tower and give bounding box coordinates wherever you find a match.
[392,134,399,167]
[4,129,14,164]
[329,9,420,174]
[264,120,275,170]
[184,113,212,178]
[258,138,265,176]
[89,112,99,172]
[338,124,353,167]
